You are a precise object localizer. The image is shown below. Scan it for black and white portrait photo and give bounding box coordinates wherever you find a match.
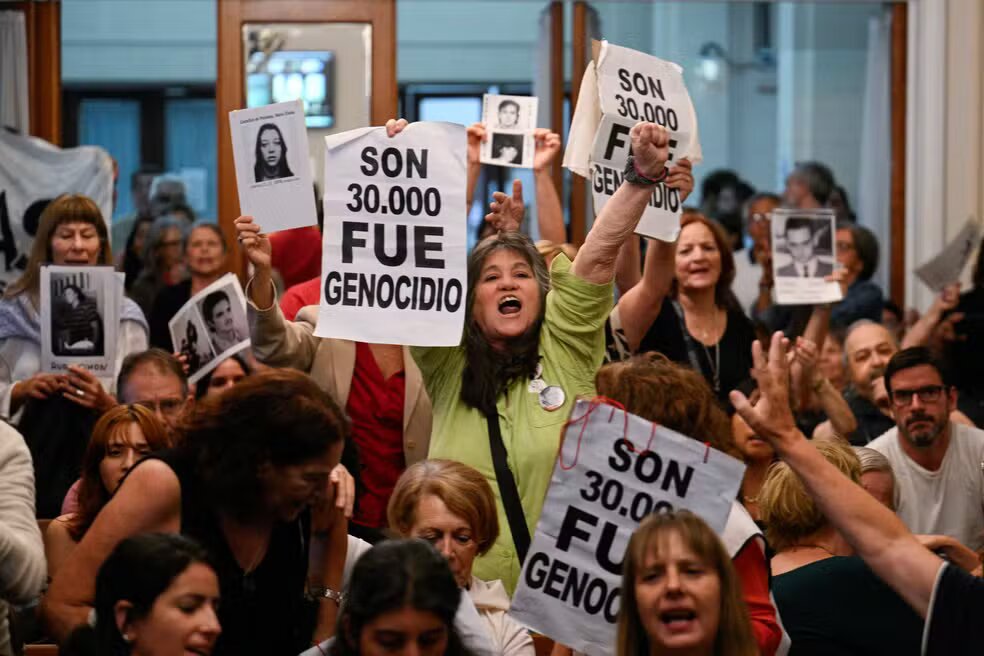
[774,214,835,279]
[173,313,215,378]
[50,277,104,357]
[170,273,250,385]
[196,280,249,357]
[229,99,318,233]
[491,133,524,166]
[40,265,121,374]
[480,93,538,169]
[253,121,294,182]
[496,98,521,129]
[771,208,843,305]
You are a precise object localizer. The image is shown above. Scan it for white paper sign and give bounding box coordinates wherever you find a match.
[40,266,121,375]
[567,41,702,242]
[915,216,983,292]
[771,209,843,305]
[509,399,745,656]
[480,94,538,169]
[229,99,318,233]
[168,273,250,385]
[315,122,467,346]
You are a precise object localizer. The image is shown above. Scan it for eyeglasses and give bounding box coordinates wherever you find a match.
[891,385,945,407]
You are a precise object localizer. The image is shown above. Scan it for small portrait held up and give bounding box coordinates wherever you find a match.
[41,265,121,375]
[228,99,318,233]
[480,94,538,169]
[169,273,249,384]
[771,208,843,305]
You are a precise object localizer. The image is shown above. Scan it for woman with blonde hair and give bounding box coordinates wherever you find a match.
[617,510,758,656]
[762,438,924,654]
[388,459,534,656]
[45,405,171,578]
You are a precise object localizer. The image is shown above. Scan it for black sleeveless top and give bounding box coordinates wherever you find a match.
[637,298,755,412]
[148,449,317,655]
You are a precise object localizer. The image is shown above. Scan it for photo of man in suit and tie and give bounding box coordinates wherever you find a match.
[776,215,834,278]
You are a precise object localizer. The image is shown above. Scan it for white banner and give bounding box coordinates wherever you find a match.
[0,131,113,294]
[40,265,120,376]
[915,216,982,292]
[566,41,702,242]
[315,122,467,346]
[169,273,250,385]
[509,399,744,656]
[771,209,844,305]
[229,99,318,233]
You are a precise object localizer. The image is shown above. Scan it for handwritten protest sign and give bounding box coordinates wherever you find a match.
[40,266,121,375]
[566,41,702,242]
[916,216,983,292]
[771,209,843,305]
[229,99,317,233]
[509,399,745,656]
[315,122,467,346]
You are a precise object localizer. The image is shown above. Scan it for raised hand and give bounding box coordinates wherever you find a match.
[234,215,272,273]
[664,158,694,203]
[532,128,562,172]
[484,179,524,234]
[467,123,488,166]
[730,332,801,451]
[385,118,409,138]
[630,122,670,180]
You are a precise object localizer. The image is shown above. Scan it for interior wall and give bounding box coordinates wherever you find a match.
[62,0,216,83]
[397,0,546,84]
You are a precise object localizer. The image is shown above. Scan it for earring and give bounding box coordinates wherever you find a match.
[122,633,133,643]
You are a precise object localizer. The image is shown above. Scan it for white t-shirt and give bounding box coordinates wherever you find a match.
[869,422,984,550]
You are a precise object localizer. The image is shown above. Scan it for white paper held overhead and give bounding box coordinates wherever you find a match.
[315,122,467,347]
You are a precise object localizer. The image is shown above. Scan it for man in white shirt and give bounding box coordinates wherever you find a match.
[868,347,984,551]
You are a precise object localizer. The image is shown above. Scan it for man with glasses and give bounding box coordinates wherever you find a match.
[868,347,984,550]
[116,348,193,434]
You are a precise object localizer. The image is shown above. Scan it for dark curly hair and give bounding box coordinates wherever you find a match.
[176,368,349,520]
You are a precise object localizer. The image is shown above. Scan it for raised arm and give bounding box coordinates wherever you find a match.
[532,129,566,245]
[731,333,944,618]
[902,283,960,349]
[611,157,693,350]
[466,123,486,210]
[235,215,320,370]
[572,123,669,285]
[612,239,675,352]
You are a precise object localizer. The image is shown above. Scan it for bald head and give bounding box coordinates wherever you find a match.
[844,321,898,401]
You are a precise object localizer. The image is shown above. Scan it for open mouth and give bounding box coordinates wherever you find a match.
[498,296,522,316]
[185,647,211,656]
[659,609,697,631]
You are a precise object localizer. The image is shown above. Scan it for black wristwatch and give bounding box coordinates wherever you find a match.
[623,155,668,186]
